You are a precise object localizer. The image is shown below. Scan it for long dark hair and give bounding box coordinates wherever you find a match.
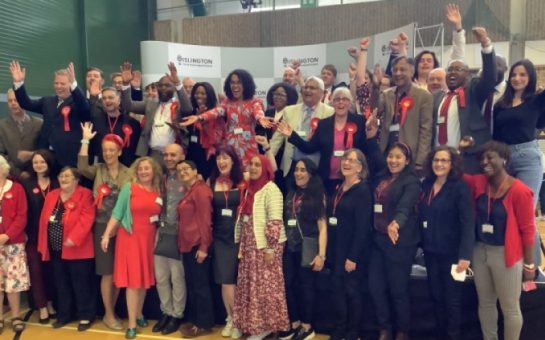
[496,59,537,109]
[289,159,326,221]
[190,82,217,113]
[29,149,58,179]
[423,146,464,181]
[209,145,243,188]
[224,69,256,100]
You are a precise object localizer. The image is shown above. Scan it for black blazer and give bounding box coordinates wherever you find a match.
[418,178,475,260]
[22,177,59,245]
[15,85,90,167]
[373,168,421,249]
[288,113,385,183]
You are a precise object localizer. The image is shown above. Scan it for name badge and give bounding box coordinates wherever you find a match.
[437,116,446,124]
[423,221,428,229]
[190,135,198,143]
[234,127,244,135]
[150,215,159,223]
[221,209,233,217]
[296,130,307,138]
[242,215,250,223]
[333,150,344,157]
[389,124,400,132]
[374,204,383,213]
[155,197,163,206]
[482,223,494,234]
[287,219,297,227]
[328,217,338,226]
[49,215,57,223]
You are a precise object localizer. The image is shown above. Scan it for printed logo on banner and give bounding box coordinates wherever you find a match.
[281,57,320,68]
[274,44,326,78]
[168,43,221,78]
[176,55,214,67]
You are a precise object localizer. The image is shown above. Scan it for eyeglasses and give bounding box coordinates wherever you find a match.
[58,174,74,179]
[302,85,320,91]
[432,158,451,164]
[177,166,194,172]
[273,92,287,98]
[333,97,351,103]
[341,157,361,164]
[446,66,468,73]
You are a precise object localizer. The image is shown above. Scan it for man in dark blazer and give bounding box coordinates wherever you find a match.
[432,27,497,173]
[120,62,192,164]
[10,60,90,168]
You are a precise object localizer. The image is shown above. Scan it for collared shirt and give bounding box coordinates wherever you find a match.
[149,101,176,151]
[293,104,320,165]
[435,95,461,147]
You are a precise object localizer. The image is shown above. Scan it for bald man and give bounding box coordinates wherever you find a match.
[427,68,447,94]
[182,77,196,96]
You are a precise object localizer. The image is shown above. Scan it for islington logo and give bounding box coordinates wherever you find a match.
[176,55,214,67]
[282,57,320,67]
[381,44,392,56]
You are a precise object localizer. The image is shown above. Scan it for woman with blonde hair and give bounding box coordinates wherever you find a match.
[101,157,163,339]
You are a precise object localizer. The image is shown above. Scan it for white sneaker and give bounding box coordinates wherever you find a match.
[247,330,272,340]
[221,317,233,337]
[230,327,243,339]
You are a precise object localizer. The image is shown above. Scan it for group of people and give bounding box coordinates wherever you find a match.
[0,3,543,340]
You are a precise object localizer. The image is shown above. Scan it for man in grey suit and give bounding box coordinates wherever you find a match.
[0,89,42,178]
[120,62,192,165]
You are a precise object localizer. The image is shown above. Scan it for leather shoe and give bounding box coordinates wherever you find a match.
[152,314,170,333]
[378,330,393,340]
[39,316,50,324]
[52,320,70,329]
[161,317,182,335]
[77,320,92,332]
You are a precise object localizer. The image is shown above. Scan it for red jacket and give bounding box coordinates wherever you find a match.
[464,174,535,267]
[177,180,213,253]
[38,186,96,261]
[0,180,28,244]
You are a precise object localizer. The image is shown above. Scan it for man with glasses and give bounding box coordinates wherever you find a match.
[269,76,334,179]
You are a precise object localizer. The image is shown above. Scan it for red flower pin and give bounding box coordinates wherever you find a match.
[399,97,414,126]
[61,106,71,131]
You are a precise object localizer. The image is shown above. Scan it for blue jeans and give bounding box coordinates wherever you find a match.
[508,140,543,266]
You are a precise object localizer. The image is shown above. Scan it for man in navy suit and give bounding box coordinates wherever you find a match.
[10,60,90,168]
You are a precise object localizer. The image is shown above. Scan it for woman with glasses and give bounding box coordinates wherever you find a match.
[38,167,96,331]
[277,87,383,195]
[418,146,474,340]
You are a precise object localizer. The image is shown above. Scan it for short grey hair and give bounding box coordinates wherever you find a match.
[447,59,469,69]
[331,86,353,102]
[0,155,10,177]
[54,69,69,78]
[305,76,325,91]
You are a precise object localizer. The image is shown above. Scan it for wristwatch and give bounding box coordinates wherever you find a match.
[524,263,536,270]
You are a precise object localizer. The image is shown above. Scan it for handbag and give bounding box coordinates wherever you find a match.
[154,225,180,259]
[294,215,318,268]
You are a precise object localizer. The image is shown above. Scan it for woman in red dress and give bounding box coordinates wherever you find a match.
[180,69,273,167]
[101,157,163,339]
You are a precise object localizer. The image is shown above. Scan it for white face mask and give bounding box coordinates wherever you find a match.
[450,264,474,282]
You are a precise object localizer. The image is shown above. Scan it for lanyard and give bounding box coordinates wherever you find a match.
[40,184,50,199]
[486,176,510,222]
[108,114,120,133]
[375,177,393,202]
[217,177,233,209]
[332,186,345,216]
[427,184,441,206]
[292,193,303,217]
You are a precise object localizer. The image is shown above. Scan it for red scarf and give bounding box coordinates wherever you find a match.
[239,155,274,216]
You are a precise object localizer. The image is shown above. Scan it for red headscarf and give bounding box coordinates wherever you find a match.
[102,133,124,150]
[240,155,274,215]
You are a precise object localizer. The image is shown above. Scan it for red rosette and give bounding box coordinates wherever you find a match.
[60,106,71,131]
[169,101,179,120]
[65,201,75,210]
[399,97,414,126]
[310,117,320,138]
[345,122,358,149]
[33,187,40,194]
[95,183,112,209]
[121,124,133,148]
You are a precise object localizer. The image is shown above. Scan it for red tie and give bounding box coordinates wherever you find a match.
[438,92,457,145]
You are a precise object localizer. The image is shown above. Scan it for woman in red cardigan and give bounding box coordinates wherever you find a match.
[463,141,536,340]
[0,155,29,333]
[38,167,96,331]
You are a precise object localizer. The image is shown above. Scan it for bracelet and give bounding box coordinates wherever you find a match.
[524,263,536,269]
[81,139,90,145]
[360,48,368,52]
[524,266,536,273]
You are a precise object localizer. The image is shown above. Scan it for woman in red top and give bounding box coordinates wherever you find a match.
[176,160,214,338]
[0,155,29,333]
[101,157,163,339]
[38,167,96,331]
[463,141,535,340]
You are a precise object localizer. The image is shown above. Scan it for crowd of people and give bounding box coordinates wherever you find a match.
[0,4,544,340]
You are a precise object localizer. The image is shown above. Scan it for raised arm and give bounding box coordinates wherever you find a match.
[120,62,146,114]
[446,3,466,60]
[9,60,45,113]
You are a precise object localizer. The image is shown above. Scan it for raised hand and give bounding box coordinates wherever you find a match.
[277,121,293,137]
[446,3,463,31]
[80,122,97,141]
[66,62,76,84]
[359,37,370,50]
[131,70,142,88]
[348,63,357,80]
[365,108,379,139]
[166,62,180,85]
[390,33,408,54]
[120,62,133,85]
[290,60,301,70]
[472,27,490,47]
[347,46,359,59]
[9,60,26,83]
[255,135,269,148]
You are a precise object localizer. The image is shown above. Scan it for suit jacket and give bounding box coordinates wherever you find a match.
[269,102,334,176]
[287,113,385,182]
[14,85,90,167]
[432,50,497,173]
[121,87,192,156]
[0,115,42,176]
[379,84,433,168]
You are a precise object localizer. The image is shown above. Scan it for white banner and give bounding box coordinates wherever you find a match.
[273,44,326,79]
[168,44,222,78]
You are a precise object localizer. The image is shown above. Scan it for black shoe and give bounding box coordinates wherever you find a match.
[77,320,92,332]
[294,327,315,340]
[152,314,171,333]
[39,316,50,324]
[278,329,296,340]
[52,320,70,329]
[161,317,182,335]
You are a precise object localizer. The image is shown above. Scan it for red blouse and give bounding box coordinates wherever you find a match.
[177,180,213,253]
[0,180,28,244]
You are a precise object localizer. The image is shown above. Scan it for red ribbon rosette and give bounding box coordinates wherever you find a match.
[65,201,75,210]
[95,184,112,209]
[345,122,358,149]
[310,117,320,138]
[121,124,133,148]
[61,106,71,131]
[33,187,40,194]
[399,97,414,126]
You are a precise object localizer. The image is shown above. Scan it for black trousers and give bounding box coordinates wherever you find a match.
[182,246,215,329]
[368,245,416,333]
[330,268,363,338]
[50,251,96,322]
[425,252,463,340]
[283,250,317,325]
